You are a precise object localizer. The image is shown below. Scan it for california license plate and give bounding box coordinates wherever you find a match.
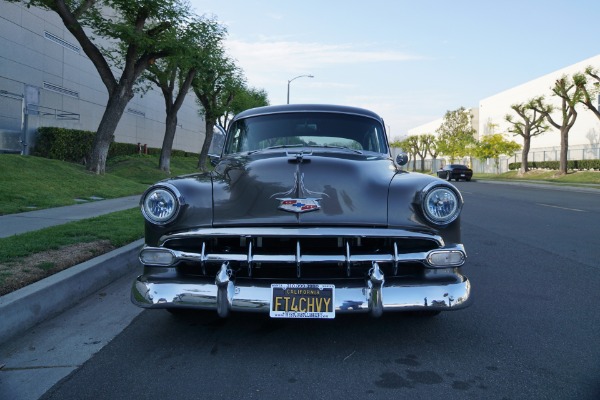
[270,284,335,319]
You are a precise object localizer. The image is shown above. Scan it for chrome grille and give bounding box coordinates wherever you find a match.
[162,229,441,280]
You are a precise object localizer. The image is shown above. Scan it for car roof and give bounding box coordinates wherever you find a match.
[232,104,385,123]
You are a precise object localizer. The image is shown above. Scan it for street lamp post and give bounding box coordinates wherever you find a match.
[287,74,314,104]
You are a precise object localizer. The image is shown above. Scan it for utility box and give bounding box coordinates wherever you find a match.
[0,129,22,154]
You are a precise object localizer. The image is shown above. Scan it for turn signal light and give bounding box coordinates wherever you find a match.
[140,248,175,266]
[427,250,465,267]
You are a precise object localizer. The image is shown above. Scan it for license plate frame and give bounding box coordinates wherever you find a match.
[270,284,335,319]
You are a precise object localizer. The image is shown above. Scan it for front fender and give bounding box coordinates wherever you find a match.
[388,172,462,244]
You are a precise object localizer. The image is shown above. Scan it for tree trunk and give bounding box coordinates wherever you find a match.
[158,69,196,174]
[87,90,132,174]
[159,112,178,173]
[560,127,568,174]
[198,118,216,171]
[431,156,438,173]
[521,136,531,173]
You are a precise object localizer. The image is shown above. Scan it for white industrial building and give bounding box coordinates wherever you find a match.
[0,2,206,155]
[408,54,600,172]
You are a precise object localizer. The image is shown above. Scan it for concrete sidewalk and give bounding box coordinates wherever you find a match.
[0,195,141,238]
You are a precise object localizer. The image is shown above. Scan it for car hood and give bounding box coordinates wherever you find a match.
[212,151,395,226]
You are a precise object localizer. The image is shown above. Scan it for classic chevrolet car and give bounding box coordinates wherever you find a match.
[437,164,473,182]
[132,104,471,318]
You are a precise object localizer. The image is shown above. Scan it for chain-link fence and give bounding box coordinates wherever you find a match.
[391,145,600,174]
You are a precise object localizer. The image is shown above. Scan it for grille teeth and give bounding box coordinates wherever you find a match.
[164,236,437,279]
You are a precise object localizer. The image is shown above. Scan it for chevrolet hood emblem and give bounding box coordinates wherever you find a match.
[271,171,327,214]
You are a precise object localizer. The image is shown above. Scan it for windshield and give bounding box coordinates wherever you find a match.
[224,112,388,155]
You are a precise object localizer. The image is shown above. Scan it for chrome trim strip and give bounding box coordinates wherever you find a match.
[247,240,253,277]
[393,242,399,275]
[160,227,444,246]
[345,240,351,277]
[296,240,301,278]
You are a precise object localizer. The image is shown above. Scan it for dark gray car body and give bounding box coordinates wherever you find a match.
[132,104,471,318]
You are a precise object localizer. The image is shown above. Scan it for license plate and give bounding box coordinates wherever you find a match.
[460,173,465,177]
[270,284,335,319]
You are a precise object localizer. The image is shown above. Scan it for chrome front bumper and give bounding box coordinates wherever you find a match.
[131,262,471,317]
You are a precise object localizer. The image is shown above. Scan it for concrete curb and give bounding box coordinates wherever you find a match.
[0,239,144,345]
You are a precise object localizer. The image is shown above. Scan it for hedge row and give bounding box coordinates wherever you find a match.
[509,159,600,171]
[32,127,198,163]
[32,127,95,162]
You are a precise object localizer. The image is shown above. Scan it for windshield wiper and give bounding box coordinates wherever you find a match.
[247,144,305,155]
[308,144,363,154]
[265,144,305,150]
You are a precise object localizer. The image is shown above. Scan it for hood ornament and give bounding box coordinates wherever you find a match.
[271,171,328,214]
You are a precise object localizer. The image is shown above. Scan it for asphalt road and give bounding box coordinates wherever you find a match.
[5,181,600,400]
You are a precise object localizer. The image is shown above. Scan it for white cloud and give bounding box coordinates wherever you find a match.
[225,39,422,74]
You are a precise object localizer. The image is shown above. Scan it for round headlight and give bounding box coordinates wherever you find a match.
[142,187,179,224]
[422,186,461,225]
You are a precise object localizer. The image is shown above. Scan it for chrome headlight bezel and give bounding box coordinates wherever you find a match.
[420,183,463,226]
[140,185,182,225]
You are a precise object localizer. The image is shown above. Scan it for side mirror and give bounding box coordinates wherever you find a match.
[395,153,408,166]
[209,154,220,167]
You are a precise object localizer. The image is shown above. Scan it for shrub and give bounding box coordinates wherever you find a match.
[108,142,139,158]
[33,127,95,163]
[33,127,199,163]
[509,160,600,171]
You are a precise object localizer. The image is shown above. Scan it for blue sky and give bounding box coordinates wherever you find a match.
[190,0,599,140]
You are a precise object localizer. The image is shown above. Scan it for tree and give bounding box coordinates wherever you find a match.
[474,133,521,174]
[10,0,192,174]
[402,136,420,171]
[144,17,226,173]
[415,134,435,172]
[532,75,584,174]
[505,100,549,173]
[429,136,442,171]
[193,50,245,171]
[436,107,477,162]
[574,66,600,121]
[218,86,269,131]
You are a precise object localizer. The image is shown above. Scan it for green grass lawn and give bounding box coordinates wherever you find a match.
[0,154,200,215]
[0,208,143,262]
[0,153,201,294]
[107,154,200,185]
